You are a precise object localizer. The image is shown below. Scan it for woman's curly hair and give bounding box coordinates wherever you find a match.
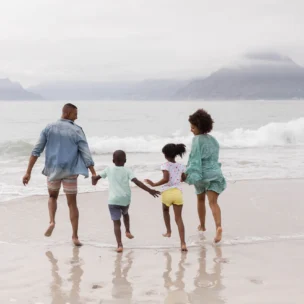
[189,109,214,134]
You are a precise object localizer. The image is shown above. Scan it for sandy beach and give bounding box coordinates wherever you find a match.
[0,179,304,303]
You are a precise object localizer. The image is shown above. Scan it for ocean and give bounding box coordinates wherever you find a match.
[1,100,304,202]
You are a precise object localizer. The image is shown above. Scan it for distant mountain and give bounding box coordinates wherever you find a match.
[175,52,304,100]
[29,79,189,100]
[0,78,42,100]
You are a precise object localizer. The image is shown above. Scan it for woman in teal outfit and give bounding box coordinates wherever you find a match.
[184,109,226,243]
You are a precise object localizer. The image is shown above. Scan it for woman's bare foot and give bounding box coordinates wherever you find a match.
[117,246,123,253]
[44,223,55,237]
[126,232,134,239]
[72,237,83,247]
[214,227,223,243]
[181,243,188,251]
[162,232,171,238]
[197,225,206,232]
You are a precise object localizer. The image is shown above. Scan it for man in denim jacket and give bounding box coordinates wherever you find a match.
[23,103,96,246]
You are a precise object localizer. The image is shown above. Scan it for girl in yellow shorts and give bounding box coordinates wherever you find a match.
[145,143,187,251]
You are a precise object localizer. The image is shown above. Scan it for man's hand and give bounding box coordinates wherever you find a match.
[23,173,31,186]
[148,189,161,198]
[144,179,154,187]
[91,175,101,186]
[181,173,187,182]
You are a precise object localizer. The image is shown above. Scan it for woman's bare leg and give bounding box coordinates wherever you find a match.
[206,191,222,243]
[197,193,206,231]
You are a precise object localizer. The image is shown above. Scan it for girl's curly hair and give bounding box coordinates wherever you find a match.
[189,109,214,134]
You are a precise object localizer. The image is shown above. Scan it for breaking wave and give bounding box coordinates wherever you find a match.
[1,118,304,156]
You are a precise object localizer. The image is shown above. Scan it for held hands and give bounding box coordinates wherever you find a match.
[144,179,154,187]
[23,173,31,186]
[91,175,101,186]
[148,189,161,197]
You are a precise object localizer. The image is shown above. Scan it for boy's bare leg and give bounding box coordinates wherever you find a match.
[197,193,207,231]
[114,220,123,252]
[66,194,82,246]
[173,205,187,251]
[206,191,222,243]
[123,213,134,239]
[162,204,172,237]
[45,189,59,237]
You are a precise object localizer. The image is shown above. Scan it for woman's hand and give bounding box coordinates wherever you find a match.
[181,173,187,182]
[144,179,155,187]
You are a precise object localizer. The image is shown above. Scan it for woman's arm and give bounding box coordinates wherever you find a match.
[145,170,169,187]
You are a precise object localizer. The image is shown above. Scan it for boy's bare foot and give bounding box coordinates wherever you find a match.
[117,246,123,253]
[72,237,83,247]
[126,232,134,239]
[44,223,55,237]
[214,227,223,243]
[181,243,188,251]
[162,232,171,238]
[198,225,206,232]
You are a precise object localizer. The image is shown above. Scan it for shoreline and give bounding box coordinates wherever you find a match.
[3,176,304,205]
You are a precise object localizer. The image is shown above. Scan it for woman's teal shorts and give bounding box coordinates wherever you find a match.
[194,177,226,195]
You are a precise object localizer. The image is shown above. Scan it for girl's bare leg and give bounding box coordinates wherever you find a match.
[162,204,172,237]
[173,204,187,251]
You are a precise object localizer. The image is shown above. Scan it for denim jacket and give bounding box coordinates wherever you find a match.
[32,119,94,181]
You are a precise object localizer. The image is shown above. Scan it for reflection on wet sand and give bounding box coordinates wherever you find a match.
[163,246,226,304]
[46,247,84,304]
[190,246,226,304]
[111,251,133,303]
[163,251,189,303]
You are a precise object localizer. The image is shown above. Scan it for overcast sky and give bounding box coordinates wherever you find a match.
[0,0,303,86]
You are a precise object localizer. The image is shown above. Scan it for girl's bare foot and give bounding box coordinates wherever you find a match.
[162,232,171,237]
[197,225,206,232]
[181,243,188,251]
[117,247,123,253]
[126,232,134,239]
[214,227,223,243]
[72,237,83,247]
[44,223,55,237]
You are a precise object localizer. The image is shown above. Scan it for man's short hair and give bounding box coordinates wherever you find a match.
[63,103,77,112]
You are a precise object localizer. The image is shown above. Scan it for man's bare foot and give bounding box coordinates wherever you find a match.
[162,232,171,237]
[117,246,123,253]
[126,232,134,239]
[198,225,206,232]
[44,223,55,237]
[181,243,188,251]
[214,227,223,243]
[72,237,83,247]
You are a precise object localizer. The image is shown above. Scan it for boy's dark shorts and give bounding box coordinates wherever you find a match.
[108,204,130,221]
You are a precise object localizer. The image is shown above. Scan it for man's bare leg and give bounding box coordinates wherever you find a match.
[162,204,172,237]
[113,220,123,252]
[66,194,82,246]
[45,190,59,237]
[173,205,187,251]
[197,193,207,232]
[123,213,134,239]
[206,191,222,243]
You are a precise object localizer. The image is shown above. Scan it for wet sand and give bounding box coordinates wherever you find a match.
[0,179,304,303]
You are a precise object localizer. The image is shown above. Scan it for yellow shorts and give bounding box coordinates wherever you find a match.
[162,188,183,207]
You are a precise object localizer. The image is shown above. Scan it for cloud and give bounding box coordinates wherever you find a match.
[0,0,304,85]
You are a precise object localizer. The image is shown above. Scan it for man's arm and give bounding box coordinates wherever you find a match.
[132,178,160,197]
[77,136,96,175]
[23,128,47,185]
[145,170,169,187]
[23,155,38,185]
